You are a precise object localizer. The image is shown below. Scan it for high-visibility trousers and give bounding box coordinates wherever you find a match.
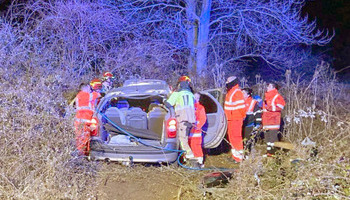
[178,121,194,158]
[227,119,243,162]
[188,133,203,158]
[74,120,91,155]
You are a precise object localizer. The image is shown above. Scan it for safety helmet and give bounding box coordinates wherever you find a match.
[178,75,191,82]
[103,71,114,79]
[90,78,102,90]
[226,76,237,84]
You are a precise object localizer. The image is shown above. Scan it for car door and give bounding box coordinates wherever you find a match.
[199,89,227,149]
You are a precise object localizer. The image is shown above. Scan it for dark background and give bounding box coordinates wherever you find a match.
[303,0,350,77]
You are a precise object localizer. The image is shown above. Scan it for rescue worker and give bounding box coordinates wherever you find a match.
[242,88,262,153]
[90,78,103,94]
[164,76,196,160]
[74,82,101,155]
[224,76,246,163]
[262,82,286,156]
[188,93,207,167]
[101,71,114,96]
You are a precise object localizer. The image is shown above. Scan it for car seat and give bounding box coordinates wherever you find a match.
[125,107,148,129]
[148,107,166,136]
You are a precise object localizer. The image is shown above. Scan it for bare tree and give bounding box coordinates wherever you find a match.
[110,0,332,75]
[2,0,181,82]
[2,0,333,78]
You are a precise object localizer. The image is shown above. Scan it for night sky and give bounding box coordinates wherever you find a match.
[303,0,350,75]
[1,0,349,77]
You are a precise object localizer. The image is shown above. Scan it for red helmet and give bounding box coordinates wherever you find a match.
[103,71,114,79]
[90,78,102,90]
[178,75,191,82]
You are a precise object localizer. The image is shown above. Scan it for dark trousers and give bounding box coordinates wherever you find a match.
[243,126,254,152]
[265,129,279,154]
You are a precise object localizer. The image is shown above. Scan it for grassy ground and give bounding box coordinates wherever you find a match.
[1,63,349,199]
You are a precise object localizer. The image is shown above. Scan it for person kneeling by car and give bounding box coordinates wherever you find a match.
[164,76,196,160]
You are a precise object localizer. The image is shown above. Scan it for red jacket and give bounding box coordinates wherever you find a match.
[75,91,100,121]
[190,102,207,136]
[224,85,246,120]
[244,96,262,127]
[262,89,285,130]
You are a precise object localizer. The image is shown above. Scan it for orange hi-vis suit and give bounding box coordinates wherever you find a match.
[74,91,100,155]
[189,102,207,162]
[262,88,285,154]
[224,85,246,162]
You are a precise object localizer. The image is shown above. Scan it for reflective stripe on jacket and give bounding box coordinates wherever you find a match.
[224,85,246,120]
[244,96,262,127]
[262,89,285,130]
[189,102,207,137]
[75,91,100,120]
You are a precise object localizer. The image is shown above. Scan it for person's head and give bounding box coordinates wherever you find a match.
[102,71,114,83]
[90,78,103,92]
[225,76,239,89]
[242,88,252,99]
[178,75,191,83]
[80,82,91,93]
[194,93,201,103]
[177,75,192,91]
[267,82,279,92]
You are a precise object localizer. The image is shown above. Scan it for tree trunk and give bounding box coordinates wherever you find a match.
[196,0,211,75]
[185,0,197,74]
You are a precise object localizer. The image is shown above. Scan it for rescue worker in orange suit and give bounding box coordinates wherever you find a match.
[188,93,207,167]
[242,88,262,154]
[164,76,196,160]
[101,71,114,96]
[74,82,101,155]
[224,76,246,162]
[262,82,285,156]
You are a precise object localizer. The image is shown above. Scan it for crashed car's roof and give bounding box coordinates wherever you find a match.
[106,79,171,98]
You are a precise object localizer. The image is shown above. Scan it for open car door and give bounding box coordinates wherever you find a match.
[200,89,227,149]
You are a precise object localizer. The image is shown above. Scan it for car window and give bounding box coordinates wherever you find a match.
[199,94,217,113]
[205,88,224,105]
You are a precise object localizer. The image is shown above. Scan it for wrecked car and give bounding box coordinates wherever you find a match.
[89,79,227,164]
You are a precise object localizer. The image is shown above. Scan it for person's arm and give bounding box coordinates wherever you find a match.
[253,102,262,127]
[196,105,207,131]
[164,92,178,117]
[275,95,285,112]
[236,91,246,118]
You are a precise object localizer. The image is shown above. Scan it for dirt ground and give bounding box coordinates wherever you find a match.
[96,151,240,200]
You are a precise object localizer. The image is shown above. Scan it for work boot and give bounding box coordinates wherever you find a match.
[185,153,195,160]
[188,158,200,168]
[266,142,277,155]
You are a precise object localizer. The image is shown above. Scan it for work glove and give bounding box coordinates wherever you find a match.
[184,121,193,128]
[254,124,261,130]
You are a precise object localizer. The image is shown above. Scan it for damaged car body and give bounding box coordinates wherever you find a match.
[89,79,227,164]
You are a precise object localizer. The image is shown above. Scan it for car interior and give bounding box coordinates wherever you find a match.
[98,93,221,146]
[100,96,168,141]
